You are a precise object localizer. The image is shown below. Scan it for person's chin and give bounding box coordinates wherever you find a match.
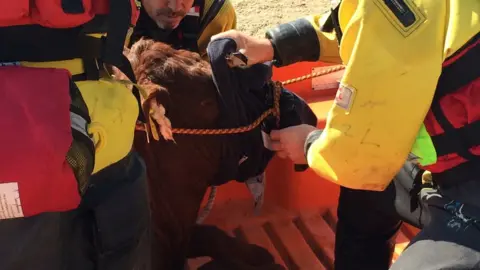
[156,20,181,30]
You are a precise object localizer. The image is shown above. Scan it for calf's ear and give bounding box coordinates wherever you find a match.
[141,85,175,142]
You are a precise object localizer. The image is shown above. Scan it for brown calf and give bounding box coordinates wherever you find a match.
[125,39,284,270]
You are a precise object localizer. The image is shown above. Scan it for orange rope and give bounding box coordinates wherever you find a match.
[136,65,345,136]
[281,65,345,85]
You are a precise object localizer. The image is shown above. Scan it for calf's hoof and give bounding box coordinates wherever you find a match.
[237,242,276,266]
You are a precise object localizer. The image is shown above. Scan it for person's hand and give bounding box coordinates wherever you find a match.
[210,30,274,66]
[269,124,318,164]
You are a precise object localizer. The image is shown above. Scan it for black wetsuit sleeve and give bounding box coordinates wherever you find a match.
[265,18,321,67]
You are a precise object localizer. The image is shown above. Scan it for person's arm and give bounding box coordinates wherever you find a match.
[198,0,237,58]
[208,4,342,66]
[304,0,448,190]
[266,12,342,66]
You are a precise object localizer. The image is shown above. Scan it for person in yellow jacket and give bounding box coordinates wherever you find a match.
[212,0,480,269]
[130,0,237,57]
[0,1,151,269]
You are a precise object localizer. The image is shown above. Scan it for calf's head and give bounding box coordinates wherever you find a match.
[128,39,219,136]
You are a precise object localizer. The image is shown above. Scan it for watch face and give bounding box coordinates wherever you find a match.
[225,52,248,68]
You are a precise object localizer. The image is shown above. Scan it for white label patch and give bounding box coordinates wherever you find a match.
[261,131,273,150]
[187,6,200,16]
[0,182,24,219]
[334,84,356,113]
[245,172,266,215]
[0,62,20,67]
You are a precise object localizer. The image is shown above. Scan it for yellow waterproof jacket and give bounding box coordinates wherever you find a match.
[22,34,139,174]
[198,0,237,57]
[268,0,480,190]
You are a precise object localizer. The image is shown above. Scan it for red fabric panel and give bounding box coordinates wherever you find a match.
[0,66,80,218]
[423,77,480,173]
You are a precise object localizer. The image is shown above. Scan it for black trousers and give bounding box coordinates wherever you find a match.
[336,161,480,270]
[334,162,429,270]
[0,152,151,270]
[390,177,480,269]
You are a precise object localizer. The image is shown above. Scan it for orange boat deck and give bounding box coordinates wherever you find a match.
[188,62,419,269]
[189,199,418,269]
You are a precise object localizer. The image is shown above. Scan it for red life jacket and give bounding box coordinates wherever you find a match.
[423,32,480,187]
[0,0,144,123]
[0,0,142,219]
[0,0,139,28]
[0,66,94,219]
